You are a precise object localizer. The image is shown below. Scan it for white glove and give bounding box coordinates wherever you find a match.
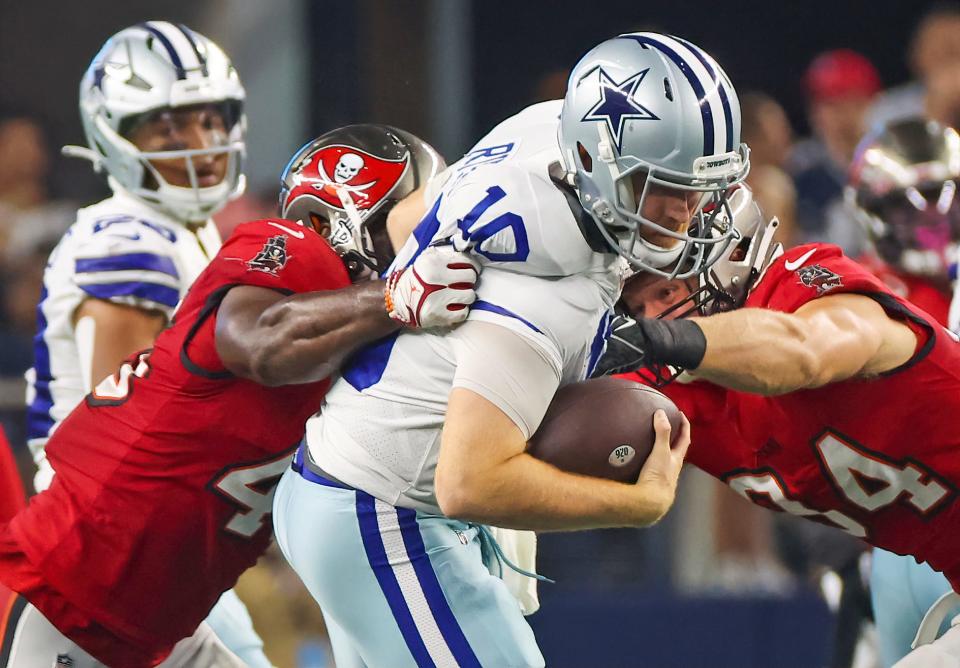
[385,245,480,328]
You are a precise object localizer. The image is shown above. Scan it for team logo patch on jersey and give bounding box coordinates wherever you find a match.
[796,264,842,294]
[282,145,409,213]
[56,655,75,667]
[247,235,289,275]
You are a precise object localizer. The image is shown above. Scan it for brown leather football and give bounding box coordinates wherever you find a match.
[526,376,683,483]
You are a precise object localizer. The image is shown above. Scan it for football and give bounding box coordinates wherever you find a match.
[526,377,684,483]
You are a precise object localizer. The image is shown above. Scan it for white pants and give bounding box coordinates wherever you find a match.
[2,598,250,668]
[894,624,960,668]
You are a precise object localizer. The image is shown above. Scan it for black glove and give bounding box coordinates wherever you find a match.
[590,315,649,377]
[590,314,707,378]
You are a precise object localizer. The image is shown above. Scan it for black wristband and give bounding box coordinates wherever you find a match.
[637,318,707,370]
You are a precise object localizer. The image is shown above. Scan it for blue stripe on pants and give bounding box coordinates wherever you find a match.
[397,507,482,668]
[356,491,436,668]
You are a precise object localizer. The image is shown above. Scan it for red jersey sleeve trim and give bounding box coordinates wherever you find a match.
[848,290,937,377]
[178,283,291,381]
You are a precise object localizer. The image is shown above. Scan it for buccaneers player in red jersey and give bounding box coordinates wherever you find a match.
[848,118,960,327]
[846,117,960,668]
[598,184,960,667]
[0,125,480,668]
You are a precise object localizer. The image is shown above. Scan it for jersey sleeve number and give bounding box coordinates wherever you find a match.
[211,451,292,538]
[725,430,954,540]
[87,352,151,407]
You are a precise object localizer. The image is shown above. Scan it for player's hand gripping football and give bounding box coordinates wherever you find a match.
[635,409,691,522]
[385,245,480,328]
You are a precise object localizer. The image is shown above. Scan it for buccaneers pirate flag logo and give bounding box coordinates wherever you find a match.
[247,235,289,275]
[282,145,410,213]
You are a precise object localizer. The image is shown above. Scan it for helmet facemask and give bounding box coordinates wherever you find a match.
[322,187,396,280]
[104,100,245,223]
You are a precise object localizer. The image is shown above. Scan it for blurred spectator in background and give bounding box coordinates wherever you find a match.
[869,3,960,129]
[531,68,569,104]
[741,91,799,246]
[214,187,278,237]
[0,115,74,259]
[0,114,73,459]
[789,49,881,256]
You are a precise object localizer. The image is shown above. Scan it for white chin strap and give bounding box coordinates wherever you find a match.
[631,235,684,269]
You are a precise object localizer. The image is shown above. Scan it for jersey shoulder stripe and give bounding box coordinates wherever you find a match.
[79,281,180,308]
[75,252,180,279]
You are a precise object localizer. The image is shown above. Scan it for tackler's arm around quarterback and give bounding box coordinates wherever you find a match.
[435,320,691,531]
[690,293,917,395]
[216,245,479,387]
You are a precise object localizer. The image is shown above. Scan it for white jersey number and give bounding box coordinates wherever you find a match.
[88,352,151,406]
[726,430,953,540]
[815,433,950,513]
[213,452,292,538]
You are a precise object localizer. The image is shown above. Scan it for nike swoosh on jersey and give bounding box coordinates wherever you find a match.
[267,221,306,239]
[783,248,817,271]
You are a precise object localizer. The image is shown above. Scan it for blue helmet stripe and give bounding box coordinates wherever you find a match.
[673,35,735,153]
[139,22,187,80]
[176,23,209,76]
[620,34,715,156]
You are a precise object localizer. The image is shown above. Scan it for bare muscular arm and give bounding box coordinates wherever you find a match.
[690,293,918,395]
[215,281,397,386]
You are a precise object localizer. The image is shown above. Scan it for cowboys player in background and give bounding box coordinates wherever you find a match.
[23,21,270,667]
[274,32,743,667]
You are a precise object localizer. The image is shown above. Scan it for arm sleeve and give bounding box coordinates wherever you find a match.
[450,320,561,439]
[72,220,182,317]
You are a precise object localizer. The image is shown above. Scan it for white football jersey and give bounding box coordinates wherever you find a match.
[25,182,221,465]
[305,101,627,512]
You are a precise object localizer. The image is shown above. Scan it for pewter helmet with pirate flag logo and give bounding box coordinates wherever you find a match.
[279,124,445,279]
[559,32,750,278]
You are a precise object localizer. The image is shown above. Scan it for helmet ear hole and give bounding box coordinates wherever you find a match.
[577,142,593,174]
[308,212,331,238]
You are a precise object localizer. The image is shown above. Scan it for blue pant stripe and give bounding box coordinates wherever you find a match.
[355,492,436,668]
[397,508,482,668]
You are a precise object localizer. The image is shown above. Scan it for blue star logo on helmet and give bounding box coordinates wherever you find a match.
[581,68,659,153]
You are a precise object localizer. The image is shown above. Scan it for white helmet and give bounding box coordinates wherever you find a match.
[72,21,246,222]
[559,32,750,278]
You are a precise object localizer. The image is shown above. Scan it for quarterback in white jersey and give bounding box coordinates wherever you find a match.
[274,32,749,668]
[20,21,271,668]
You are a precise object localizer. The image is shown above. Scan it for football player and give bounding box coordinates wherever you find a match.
[272,32,744,667]
[0,125,478,667]
[606,184,960,668]
[846,117,960,667]
[22,23,268,665]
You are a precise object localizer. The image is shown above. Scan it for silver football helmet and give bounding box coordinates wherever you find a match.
[70,21,246,222]
[685,184,782,315]
[559,32,750,278]
[847,117,960,281]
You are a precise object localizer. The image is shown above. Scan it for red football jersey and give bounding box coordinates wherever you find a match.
[622,243,960,589]
[0,219,349,667]
[856,252,951,326]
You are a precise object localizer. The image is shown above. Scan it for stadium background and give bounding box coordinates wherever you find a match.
[0,1,956,666]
